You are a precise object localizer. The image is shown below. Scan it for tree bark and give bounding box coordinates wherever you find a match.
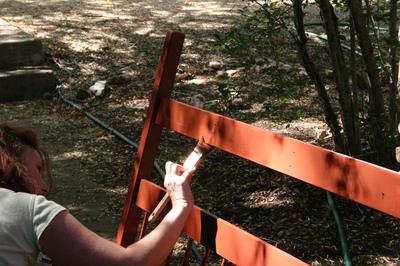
[350,14,361,155]
[292,0,344,152]
[347,0,389,166]
[318,0,361,156]
[365,0,385,67]
[389,0,399,134]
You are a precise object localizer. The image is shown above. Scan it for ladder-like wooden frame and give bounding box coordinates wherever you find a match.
[115,31,400,265]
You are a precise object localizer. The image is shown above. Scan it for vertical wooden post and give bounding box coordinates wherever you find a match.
[115,31,185,246]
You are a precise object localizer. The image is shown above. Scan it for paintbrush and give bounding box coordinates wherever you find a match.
[148,139,213,223]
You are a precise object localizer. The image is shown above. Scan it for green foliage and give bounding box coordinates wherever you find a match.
[25,15,34,25]
[215,0,311,122]
[330,0,347,9]
[265,106,309,121]
[383,36,400,47]
[217,27,250,58]
[215,0,291,59]
[217,84,231,103]
[218,0,399,166]
[62,16,70,27]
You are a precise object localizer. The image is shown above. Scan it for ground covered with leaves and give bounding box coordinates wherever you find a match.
[0,0,399,265]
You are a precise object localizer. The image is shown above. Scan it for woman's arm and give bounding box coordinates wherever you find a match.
[39,162,194,266]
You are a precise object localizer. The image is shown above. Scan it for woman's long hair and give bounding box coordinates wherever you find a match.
[0,123,52,193]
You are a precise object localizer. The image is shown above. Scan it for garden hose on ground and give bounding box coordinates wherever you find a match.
[56,85,203,261]
[303,19,389,32]
[327,192,352,266]
[303,31,362,56]
[290,26,362,56]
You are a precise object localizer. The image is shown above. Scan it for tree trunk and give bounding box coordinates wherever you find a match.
[389,0,399,134]
[318,0,361,156]
[365,0,385,67]
[347,0,389,166]
[292,0,344,152]
[350,15,361,156]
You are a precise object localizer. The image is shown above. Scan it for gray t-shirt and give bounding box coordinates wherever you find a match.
[0,188,66,266]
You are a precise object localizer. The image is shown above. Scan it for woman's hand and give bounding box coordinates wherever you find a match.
[164,161,195,208]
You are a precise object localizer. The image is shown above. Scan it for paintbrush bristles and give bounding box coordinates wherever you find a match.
[195,141,213,153]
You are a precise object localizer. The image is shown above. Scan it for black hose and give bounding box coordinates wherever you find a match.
[56,85,165,177]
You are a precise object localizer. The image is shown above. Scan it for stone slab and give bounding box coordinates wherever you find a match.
[0,68,56,102]
[0,18,44,69]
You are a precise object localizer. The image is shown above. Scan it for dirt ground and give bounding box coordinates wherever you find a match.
[0,0,399,265]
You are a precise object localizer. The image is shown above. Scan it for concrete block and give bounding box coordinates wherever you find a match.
[0,18,45,69]
[0,68,56,102]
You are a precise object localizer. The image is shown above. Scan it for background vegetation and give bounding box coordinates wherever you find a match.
[218,0,400,169]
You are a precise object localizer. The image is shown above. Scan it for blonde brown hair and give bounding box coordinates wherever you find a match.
[0,123,52,193]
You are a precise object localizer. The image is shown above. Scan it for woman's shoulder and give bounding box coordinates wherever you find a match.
[0,187,66,238]
[0,187,36,213]
[0,187,65,213]
[0,187,35,201]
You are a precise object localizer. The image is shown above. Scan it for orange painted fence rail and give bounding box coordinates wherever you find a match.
[115,31,400,265]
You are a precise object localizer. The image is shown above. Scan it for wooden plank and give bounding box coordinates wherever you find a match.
[156,99,400,218]
[115,31,185,246]
[136,180,309,266]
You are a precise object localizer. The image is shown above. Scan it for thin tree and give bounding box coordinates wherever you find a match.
[318,0,361,156]
[388,0,399,134]
[292,0,345,152]
[347,0,390,166]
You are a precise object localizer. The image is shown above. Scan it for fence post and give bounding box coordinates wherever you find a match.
[115,31,185,246]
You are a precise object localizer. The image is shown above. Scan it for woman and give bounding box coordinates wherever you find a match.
[0,123,195,265]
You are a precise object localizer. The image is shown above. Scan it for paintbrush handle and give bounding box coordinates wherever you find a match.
[148,193,170,223]
[183,146,204,168]
[148,143,209,223]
